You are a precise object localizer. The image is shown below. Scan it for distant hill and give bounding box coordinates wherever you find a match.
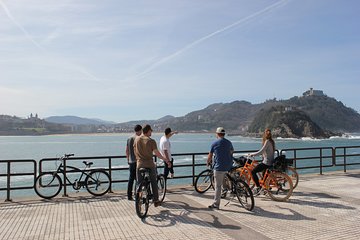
[2,89,360,137]
[125,93,360,137]
[45,116,116,125]
[248,105,334,138]
[0,115,71,135]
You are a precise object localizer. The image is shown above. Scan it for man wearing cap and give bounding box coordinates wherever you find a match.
[159,127,178,179]
[134,124,171,207]
[207,127,234,209]
[125,124,142,200]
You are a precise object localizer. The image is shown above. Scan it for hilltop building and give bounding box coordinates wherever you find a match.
[303,88,325,97]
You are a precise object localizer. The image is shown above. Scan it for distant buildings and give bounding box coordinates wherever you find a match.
[303,88,325,97]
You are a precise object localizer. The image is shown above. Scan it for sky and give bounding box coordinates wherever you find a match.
[1,0,359,123]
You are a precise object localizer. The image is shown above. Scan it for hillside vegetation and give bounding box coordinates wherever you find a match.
[2,93,360,138]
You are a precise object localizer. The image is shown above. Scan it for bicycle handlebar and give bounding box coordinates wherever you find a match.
[61,154,74,159]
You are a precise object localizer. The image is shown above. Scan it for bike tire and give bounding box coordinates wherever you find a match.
[287,167,299,189]
[234,179,254,211]
[157,174,167,203]
[85,170,111,196]
[265,172,293,202]
[34,173,62,199]
[194,169,213,193]
[135,181,150,219]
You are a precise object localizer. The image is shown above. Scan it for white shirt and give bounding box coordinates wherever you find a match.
[159,135,171,160]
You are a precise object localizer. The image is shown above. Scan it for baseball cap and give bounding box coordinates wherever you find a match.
[216,127,226,134]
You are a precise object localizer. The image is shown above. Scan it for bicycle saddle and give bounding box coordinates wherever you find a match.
[138,168,151,174]
[83,161,93,166]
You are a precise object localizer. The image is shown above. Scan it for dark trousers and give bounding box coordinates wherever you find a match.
[136,167,159,202]
[163,158,174,179]
[127,162,136,197]
[251,163,269,187]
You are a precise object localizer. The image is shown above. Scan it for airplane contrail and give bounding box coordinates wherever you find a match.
[0,0,45,51]
[0,0,102,83]
[132,0,290,80]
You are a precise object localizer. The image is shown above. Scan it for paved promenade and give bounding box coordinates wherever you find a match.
[1,170,360,240]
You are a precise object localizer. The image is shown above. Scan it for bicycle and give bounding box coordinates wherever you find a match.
[135,167,167,219]
[34,154,111,199]
[236,156,293,202]
[194,166,214,193]
[194,165,254,211]
[234,155,299,189]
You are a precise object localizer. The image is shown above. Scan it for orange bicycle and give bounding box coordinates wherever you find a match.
[235,156,293,202]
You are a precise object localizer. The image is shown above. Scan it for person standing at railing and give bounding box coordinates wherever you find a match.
[125,124,142,201]
[159,127,178,179]
[248,128,275,196]
[134,124,171,207]
[207,127,234,210]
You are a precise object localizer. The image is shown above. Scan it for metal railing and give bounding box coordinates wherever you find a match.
[1,146,360,201]
[0,159,37,201]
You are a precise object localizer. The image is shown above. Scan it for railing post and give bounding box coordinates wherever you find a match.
[192,154,195,186]
[108,157,113,193]
[62,158,68,197]
[319,149,323,175]
[6,161,12,202]
[343,148,347,173]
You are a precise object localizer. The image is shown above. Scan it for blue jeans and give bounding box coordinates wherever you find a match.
[127,162,136,197]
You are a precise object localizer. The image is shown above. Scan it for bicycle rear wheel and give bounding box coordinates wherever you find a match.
[194,169,213,193]
[286,167,299,189]
[135,181,150,219]
[234,179,254,211]
[85,170,111,196]
[34,173,62,199]
[265,172,293,202]
[157,174,167,203]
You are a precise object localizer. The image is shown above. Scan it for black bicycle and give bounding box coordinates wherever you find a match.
[34,154,111,199]
[194,165,254,211]
[194,167,214,193]
[135,168,166,219]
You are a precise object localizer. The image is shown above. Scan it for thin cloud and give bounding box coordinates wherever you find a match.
[0,0,45,51]
[0,0,102,83]
[131,0,290,80]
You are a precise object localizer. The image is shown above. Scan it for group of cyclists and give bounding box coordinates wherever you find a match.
[126,123,277,212]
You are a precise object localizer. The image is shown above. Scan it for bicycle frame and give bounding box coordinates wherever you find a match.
[237,158,274,188]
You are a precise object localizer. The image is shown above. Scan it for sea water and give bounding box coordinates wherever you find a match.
[1,133,360,199]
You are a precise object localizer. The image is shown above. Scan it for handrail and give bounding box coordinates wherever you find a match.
[1,145,360,201]
[0,159,37,201]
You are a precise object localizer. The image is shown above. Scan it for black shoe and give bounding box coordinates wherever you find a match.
[208,204,219,209]
[154,201,162,207]
[127,196,134,201]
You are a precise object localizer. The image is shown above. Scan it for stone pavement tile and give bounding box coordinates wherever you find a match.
[183,171,360,240]
[1,170,360,240]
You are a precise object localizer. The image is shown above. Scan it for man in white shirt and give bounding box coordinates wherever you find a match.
[159,128,178,179]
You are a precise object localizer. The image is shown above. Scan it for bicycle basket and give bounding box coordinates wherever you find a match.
[273,155,291,172]
[233,156,252,167]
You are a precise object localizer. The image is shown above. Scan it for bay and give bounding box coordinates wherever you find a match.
[1,133,360,199]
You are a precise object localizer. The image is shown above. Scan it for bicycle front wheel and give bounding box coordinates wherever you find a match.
[286,167,299,189]
[234,179,254,211]
[265,172,293,202]
[85,170,111,196]
[135,181,150,219]
[34,173,62,199]
[157,174,167,203]
[194,169,213,193]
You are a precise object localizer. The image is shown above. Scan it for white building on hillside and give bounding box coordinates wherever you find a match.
[302,88,325,97]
